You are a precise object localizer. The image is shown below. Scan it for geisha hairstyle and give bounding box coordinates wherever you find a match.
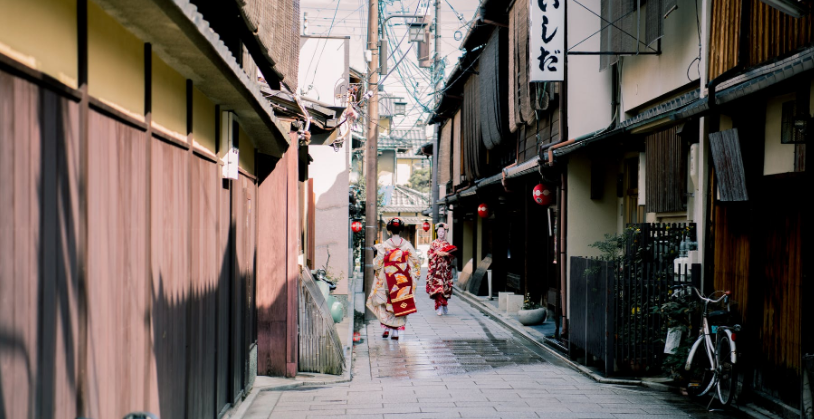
[435,223,448,232]
[386,217,404,234]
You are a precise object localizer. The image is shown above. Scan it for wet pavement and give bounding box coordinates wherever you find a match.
[239,273,745,419]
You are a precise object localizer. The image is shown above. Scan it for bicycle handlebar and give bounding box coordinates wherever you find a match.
[670,284,728,304]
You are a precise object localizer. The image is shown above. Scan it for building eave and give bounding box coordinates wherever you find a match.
[94,0,291,157]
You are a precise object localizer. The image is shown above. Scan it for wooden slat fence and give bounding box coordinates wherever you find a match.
[298,268,345,375]
[0,67,262,419]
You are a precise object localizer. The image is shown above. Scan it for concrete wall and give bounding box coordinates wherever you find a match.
[566,152,619,318]
[0,0,78,88]
[620,0,702,112]
[309,140,350,294]
[88,1,144,118]
[566,0,613,138]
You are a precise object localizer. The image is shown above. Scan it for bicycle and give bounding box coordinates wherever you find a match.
[674,285,741,407]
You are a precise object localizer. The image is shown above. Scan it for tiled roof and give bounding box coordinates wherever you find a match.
[380,185,430,213]
[378,129,430,154]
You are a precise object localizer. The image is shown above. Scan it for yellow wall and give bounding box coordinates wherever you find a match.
[377,150,395,185]
[378,117,391,134]
[763,93,796,176]
[152,52,186,135]
[88,1,144,118]
[462,220,474,268]
[566,153,619,317]
[0,0,78,88]
[476,216,483,264]
[238,124,255,175]
[192,86,217,154]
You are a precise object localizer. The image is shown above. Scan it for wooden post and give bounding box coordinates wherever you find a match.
[364,0,379,311]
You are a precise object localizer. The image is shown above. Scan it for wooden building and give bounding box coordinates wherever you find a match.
[0,0,303,417]
[429,0,562,326]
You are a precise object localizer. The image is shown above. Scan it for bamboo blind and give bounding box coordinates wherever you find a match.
[645,126,687,213]
[438,120,452,186]
[709,0,814,80]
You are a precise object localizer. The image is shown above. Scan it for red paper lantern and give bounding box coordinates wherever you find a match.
[422,221,431,232]
[532,183,554,206]
[351,220,363,233]
[477,203,489,218]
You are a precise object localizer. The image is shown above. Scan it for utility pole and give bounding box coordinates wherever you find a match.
[430,0,441,224]
[364,0,380,305]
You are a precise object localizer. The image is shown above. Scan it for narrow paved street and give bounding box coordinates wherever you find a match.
[241,274,739,419]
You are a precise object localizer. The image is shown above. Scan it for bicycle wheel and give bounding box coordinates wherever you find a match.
[716,336,737,405]
[686,344,716,398]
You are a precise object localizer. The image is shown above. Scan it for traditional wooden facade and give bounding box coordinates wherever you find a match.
[429,0,562,326]
[0,0,302,417]
[705,2,813,411]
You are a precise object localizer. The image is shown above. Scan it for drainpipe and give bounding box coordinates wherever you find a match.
[559,171,568,336]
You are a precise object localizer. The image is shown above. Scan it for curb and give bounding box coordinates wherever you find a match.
[454,286,785,419]
[223,276,360,419]
[452,285,642,386]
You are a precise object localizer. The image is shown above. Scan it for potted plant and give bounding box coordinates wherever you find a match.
[518,293,546,325]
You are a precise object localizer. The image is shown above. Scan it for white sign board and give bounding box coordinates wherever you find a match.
[529,0,565,82]
[221,147,239,180]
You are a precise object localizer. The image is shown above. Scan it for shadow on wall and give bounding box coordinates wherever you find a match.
[0,69,261,419]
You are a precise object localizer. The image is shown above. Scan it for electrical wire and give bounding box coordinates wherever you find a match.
[301,0,343,95]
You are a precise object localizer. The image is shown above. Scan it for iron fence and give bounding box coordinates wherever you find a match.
[569,223,699,376]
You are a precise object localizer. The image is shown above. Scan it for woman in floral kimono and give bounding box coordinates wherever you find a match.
[366,217,421,340]
[426,223,456,315]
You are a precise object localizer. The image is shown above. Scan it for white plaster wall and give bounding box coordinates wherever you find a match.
[620,0,702,112]
[566,152,620,318]
[396,160,412,186]
[309,140,350,294]
[298,37,349,105]
[567,0,613,138]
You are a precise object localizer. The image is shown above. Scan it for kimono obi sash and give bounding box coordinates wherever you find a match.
[383,248,416,317]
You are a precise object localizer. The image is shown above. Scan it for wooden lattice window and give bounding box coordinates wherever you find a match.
[645,126,687,213]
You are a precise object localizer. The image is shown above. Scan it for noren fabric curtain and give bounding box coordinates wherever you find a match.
[453,109,463,186]
[462,76,483,181]
[438,120,452,186]
[509,1,536,130]
[479,28,508,151]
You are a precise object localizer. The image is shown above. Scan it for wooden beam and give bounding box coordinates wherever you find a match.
[77,0,90,414]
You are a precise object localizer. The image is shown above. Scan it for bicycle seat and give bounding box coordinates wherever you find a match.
[708,310,730,325]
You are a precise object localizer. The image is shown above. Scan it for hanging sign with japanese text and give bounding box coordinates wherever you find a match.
[529,0,564,82]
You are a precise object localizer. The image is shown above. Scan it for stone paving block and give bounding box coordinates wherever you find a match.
[568,404,646,414]
[234,275,733,419]
[241,392,281,419]
[383,412,462,419]
[346,405,424,415]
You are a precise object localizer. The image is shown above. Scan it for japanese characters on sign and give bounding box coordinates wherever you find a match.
[530,0,564,82]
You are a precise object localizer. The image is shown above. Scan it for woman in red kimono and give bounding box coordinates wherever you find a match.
[426,223,456,316]
[366,217,421,340]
